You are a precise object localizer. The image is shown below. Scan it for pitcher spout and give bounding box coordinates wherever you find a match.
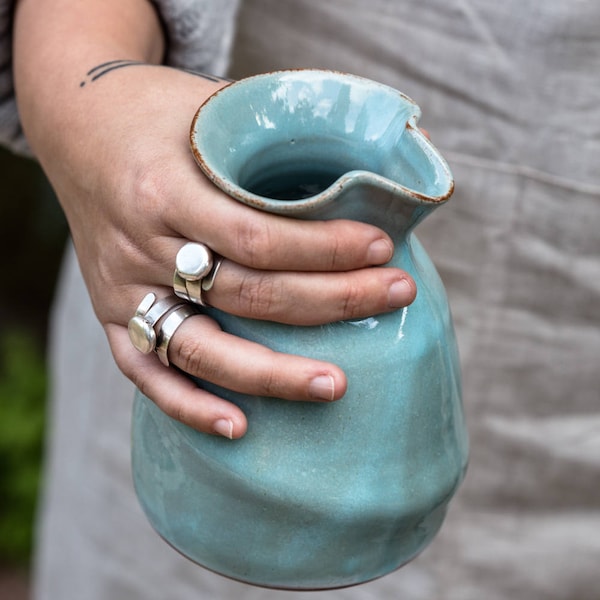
[191,69,454,232]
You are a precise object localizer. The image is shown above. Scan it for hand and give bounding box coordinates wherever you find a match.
[14,2,416,439]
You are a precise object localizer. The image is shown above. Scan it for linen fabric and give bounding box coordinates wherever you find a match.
[0,0,240,155]
[0,0,26,153]
[0,1,598,599]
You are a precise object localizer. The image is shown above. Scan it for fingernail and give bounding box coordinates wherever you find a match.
[213,419,234,439]
[367,239,393,265]
[388,279,414,308]
[309,375,335,402]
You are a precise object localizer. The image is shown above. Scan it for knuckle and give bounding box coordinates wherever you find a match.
[340,280,365,319]
[233,219,275,268]
[175,399,192,427]
[158,394,181,422]
[129,165,168,220]
[326,230,343,270]
[323,220,361,269]
[255,358,284,397]
[124,362,145,393]
[237,272,281,318]
[176,335,222,382]
[258,364,277,396]
[160,394,194,428]
[97,236,140,286]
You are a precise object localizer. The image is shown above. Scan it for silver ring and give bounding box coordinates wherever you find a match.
[128,293,185,354]
[174,254,224,307]
[175,242,213,281]
[155,304,198,366]
[202,256,224,292]
[184,277,205,307]
[173,270,190,301]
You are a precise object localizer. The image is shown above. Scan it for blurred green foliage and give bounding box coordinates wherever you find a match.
[0,148,65,566]
[0,330,46,564]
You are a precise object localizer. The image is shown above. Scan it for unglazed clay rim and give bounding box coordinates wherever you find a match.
[189,69,454,215]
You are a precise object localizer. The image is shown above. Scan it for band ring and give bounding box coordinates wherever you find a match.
[128,293,186,354]
[201,256,223,292]
[174,242,223,306]
[156,304,198,366]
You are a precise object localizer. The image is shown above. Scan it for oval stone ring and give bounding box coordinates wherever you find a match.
[173,242,222,306]
[175,242,213,281]
[128,293,186,354]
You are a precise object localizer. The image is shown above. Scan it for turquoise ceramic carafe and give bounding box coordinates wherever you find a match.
[132,70,468,590]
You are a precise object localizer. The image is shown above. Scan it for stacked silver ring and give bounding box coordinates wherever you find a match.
[128,241,224,367]
[128,292,197,366]
[155,304,197,366]
[173,242,223,307]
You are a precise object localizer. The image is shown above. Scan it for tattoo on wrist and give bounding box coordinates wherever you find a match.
[80,60,231,88]
[181,69,232,84]
[80,60,144,87]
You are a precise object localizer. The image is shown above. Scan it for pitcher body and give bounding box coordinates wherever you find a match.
[132,70,468,589]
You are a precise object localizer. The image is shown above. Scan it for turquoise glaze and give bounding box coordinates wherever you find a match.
[132,70,468,590]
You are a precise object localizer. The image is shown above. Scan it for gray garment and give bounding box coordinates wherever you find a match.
[2,0,597,599]
[0,0,27,154]
[0,0,240,155]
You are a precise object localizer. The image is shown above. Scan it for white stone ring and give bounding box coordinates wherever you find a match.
[128,293,186,354]
[175,242,213,281]
[173,242,223,306]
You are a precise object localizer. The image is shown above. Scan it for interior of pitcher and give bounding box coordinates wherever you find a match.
[191,70,452,205]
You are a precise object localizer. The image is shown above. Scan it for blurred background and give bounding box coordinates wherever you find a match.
[3,6,351,594]
[0,17,255,599]
[0,17,270,598]
[0,146,68,598]
[3,3,447,594]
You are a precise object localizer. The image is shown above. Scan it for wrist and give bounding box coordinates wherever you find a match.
[13,0,165,150]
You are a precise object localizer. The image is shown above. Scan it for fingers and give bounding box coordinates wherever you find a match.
[171,316,347,403]
[109,323,247,439]
[148,232,414,327]
[171,196,395,272]
[114,236,415,442]
[107,314,347,440]
[202,260,416,325]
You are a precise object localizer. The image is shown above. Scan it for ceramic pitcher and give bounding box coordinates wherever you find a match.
[131,70,468,590]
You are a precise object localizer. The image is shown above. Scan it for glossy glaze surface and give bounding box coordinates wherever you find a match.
[132,70,468,590]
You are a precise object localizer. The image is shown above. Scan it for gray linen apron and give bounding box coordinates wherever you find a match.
[34,1,600,598]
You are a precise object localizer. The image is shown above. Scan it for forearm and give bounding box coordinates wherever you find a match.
[13,0,165,157]
[9,0,416,441]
